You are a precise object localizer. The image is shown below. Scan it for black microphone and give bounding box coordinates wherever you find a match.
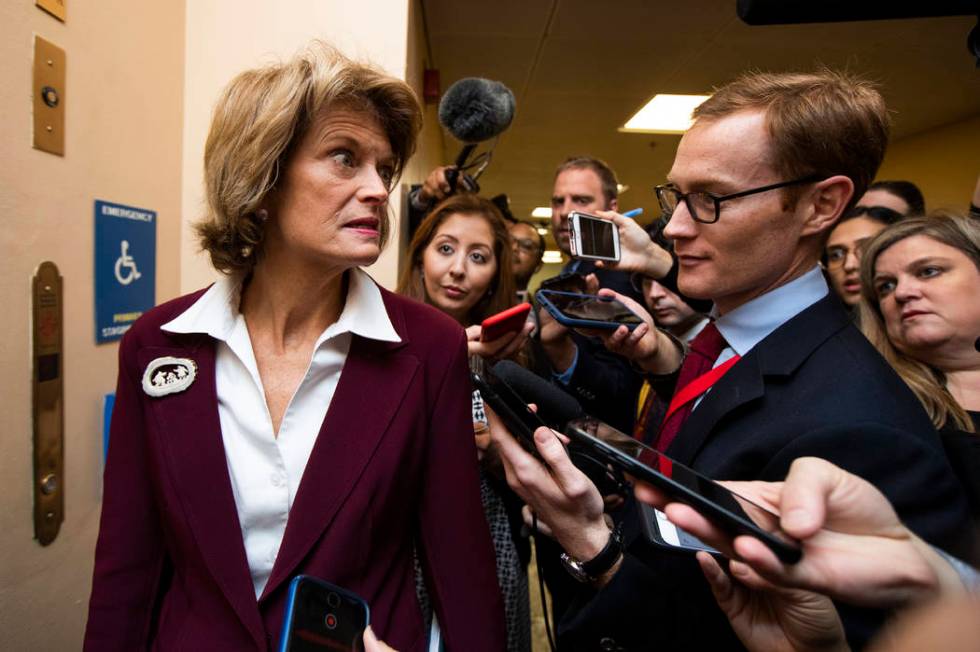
[491,361,631,496]
[737,0,976,25]
[437,78,515,192]
[492,361,584,429]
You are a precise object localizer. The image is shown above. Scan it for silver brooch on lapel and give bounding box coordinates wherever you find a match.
[142,356,197,397]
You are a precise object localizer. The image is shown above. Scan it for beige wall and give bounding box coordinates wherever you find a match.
[402,0,449,269]
[180,0,418,295]
[0,2,185,649]
[877,114,980,212]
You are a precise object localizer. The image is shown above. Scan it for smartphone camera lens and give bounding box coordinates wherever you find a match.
[324,613,338,630]
[327,592,341,608]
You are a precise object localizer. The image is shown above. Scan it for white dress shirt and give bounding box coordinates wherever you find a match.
[161,268,400,597]
[692,267,829,410]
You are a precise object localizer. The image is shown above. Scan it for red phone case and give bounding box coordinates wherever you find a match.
[480,302,531,342]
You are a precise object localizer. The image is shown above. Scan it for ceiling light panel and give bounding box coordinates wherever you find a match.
[620,94,710,134]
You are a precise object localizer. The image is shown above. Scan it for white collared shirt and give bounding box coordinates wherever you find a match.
[692,267,828,410]
[161,268,400,598]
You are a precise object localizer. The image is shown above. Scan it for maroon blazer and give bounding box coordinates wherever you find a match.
[84,283,506,651]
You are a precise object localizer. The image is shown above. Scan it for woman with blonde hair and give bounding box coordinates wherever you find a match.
[84,42,505,651]
[859,210,980,519]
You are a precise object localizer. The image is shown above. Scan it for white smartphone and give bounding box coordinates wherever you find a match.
[568,211,620,262]
[641,502,718,554]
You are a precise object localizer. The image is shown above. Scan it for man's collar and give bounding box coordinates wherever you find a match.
[161,268,401,345]
[713,266,828,356]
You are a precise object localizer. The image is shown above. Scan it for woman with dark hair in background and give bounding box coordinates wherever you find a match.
[398,193,533,652]
[861,179,927,217]
[84,42,505,651]
[825,179,923,309]
[859,211,980,521]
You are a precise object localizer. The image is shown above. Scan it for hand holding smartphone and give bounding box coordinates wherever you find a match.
[536,289,644,331]
[569,211,620,262]
[280,576,370,652]
[563,418,802,564]
[480,302,531,342]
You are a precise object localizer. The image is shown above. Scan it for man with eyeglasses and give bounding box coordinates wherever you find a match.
[488,70,971,651]
[508,220,545,301]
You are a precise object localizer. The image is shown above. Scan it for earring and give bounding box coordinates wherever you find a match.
[240,245,254,259]
[256,209,268,222]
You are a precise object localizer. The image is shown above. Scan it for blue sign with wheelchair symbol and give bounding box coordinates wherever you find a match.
[94,199,156,343]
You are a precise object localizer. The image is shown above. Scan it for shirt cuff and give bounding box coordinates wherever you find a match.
[553,345,580,385]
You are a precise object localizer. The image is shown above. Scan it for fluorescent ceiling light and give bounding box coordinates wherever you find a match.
[542,250,564,264]
[531,207,552,218]
[620,94,710,134]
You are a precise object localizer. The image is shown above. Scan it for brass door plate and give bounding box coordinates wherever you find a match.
[33,262,64,546]
[33,36,66,156]
[36,0,66,22]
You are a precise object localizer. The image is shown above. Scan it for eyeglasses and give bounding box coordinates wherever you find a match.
[824,240,871,269]
[844,205,904,224]
[512,238,540,254]
[654,174,823,224]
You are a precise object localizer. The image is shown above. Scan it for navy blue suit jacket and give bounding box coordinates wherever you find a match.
[558,295,972,651]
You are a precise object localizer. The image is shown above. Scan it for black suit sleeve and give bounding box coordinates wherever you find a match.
[563,334,642,434]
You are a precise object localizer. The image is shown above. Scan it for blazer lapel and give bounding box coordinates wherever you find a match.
[138,337,266,647]
[666,353,765,464]
[260,334,419,600]
[665,295,852,465]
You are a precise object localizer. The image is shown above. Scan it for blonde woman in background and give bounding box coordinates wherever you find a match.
[859,211,980,522]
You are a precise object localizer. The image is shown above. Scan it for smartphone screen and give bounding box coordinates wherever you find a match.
[539,273,588,294]
[647,503,717,553]
[280,576,369,652]
[570,212,619,260]
[565,417,801,563]
[539,290,644,328]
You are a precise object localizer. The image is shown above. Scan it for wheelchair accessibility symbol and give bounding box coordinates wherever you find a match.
[114,240,142,286]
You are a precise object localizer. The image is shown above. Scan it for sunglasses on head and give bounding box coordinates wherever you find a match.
[845,205,904,224]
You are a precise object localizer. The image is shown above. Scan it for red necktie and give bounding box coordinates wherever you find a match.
[654,322,740,453]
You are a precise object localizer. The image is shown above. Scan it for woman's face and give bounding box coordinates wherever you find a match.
[264,106,394,272]
[873,235,980,365]
[422,213,497,323]
[825,217,887,306]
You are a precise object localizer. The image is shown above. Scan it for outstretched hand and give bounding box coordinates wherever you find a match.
[584,289,683,375]
[591,210,673,279]
[486,408,615,582]
[466,321,533,363]
[634,457,964,609]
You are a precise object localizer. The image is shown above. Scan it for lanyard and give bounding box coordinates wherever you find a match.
[663,354,741,422]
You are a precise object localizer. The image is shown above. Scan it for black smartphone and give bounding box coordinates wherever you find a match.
[538,272,588,295]
[471,370,550,457]
[638,502,719,555]
[472,370,628,496]
[536,289,644,331]
[564,417,802,563]
[279,576,370,652]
